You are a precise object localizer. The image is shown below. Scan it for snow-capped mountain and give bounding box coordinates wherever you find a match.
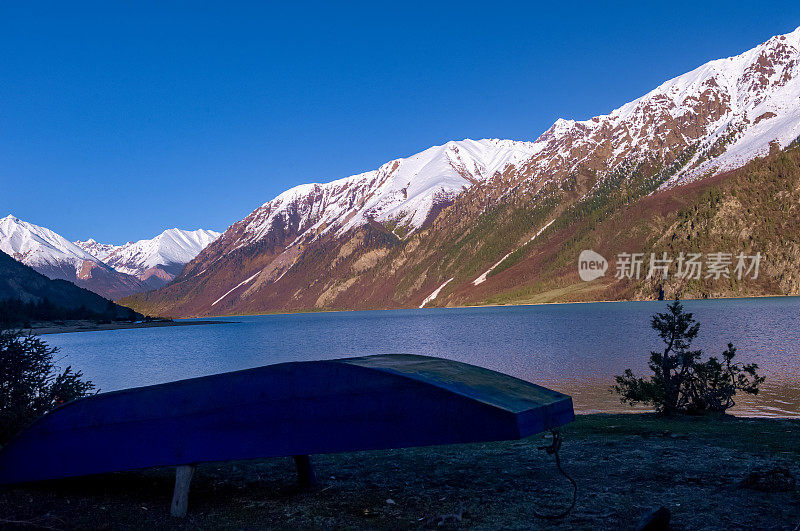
[74,239,118,261]
[206,26,800,256]
[77,228,220,287]
[1,215,102,272]
[120,27,800,317]
[234,138,540,248]
[530,25,800,189]
[1,217,219,297]
[0,215,146,299]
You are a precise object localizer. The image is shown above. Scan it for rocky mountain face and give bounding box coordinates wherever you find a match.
[124,27,800,317]
[76,228,220,289]
[0,215,146,300]
[462,140,800,306]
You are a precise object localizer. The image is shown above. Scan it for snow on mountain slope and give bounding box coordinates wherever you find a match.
[74,238,118,261]
[77,228,221,285]
[0,215,146,299]
[235,138,541,249]
[1,215,106,273]
[530,26,800,189]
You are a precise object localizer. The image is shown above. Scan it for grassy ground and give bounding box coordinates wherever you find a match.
[1,414,798,530]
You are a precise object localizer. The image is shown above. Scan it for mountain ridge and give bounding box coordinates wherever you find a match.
[125,26,800,317]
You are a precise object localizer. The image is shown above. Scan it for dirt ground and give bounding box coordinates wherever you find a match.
[1,414,798,530]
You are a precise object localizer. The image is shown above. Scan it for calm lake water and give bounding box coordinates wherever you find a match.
[46,297,800,418]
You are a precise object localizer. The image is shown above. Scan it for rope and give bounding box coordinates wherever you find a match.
[532,429,577,520]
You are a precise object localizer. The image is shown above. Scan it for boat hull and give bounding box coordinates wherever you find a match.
[0,354,573,484]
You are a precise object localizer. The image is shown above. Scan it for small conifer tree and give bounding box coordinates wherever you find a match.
[613,300,763,415]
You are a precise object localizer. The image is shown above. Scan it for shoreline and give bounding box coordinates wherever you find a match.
[25,319,232,335]
[572,408,800,420]
[174,292,800,320]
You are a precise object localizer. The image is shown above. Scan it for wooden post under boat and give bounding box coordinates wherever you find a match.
[170,465,195,518]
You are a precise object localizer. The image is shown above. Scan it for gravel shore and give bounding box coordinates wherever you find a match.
[1,414,798,529]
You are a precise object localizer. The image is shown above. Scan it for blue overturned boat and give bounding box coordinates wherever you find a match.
[0,354,573,514]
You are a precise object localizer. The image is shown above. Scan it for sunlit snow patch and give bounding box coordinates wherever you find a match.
[472,219,555,286]
[419,278,454,308]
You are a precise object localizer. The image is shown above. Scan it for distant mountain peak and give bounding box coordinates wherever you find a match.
[0,216,145,299]
[0,216,221,298]
[1,215,104,268]
[76,228,221,287]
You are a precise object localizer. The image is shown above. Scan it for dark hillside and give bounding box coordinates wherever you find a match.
[0,250,141,325]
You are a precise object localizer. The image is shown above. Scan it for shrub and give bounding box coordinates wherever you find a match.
[0,330,95,444]
[613,299,763,415]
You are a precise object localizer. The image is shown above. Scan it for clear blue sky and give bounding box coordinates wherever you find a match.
[1,1,798,244]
